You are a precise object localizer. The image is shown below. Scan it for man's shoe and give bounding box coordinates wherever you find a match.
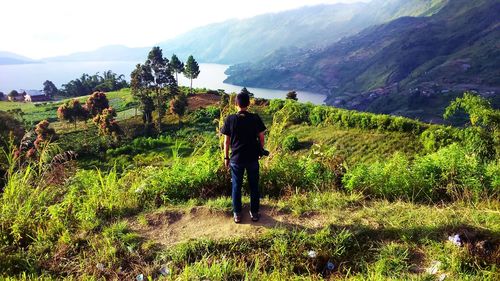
[233,213,242,223]
[249,211,260,222]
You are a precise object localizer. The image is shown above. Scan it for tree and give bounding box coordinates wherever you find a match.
[0,92,4,100]
[85,91,109,117]
[286,91,298,101]
[183,55,200,94]
[43,80,59,97]
[131,47,178,132]
[57,99,89,128]
[170,54,184,83]
[444,92,500,160]
[240,87,254,98]
[169,93,188,123]
[146,47,178,131]
[34,120,57,149]
[93,107,122,142]
[131,63,155,126]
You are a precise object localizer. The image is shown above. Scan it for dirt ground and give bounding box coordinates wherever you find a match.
[128,205,326,246]
[187,93,221,111]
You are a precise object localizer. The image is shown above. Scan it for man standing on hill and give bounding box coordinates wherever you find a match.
[221,91,266,223]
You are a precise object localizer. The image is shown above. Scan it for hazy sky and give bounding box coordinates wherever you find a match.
[1,0,368,59]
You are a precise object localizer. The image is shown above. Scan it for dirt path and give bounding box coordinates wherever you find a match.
[128,205,326,246]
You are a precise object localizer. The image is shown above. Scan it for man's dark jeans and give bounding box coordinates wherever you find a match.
[230,160,260,215]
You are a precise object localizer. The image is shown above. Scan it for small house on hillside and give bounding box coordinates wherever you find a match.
[8,91,26,102]
[25,90,50,102]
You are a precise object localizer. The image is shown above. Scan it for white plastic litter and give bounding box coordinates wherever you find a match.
[448,234,462,246]
[160,265,171,276]
[308,250,317,258]
[426,261,441,275]
[439,273,447,281]
[136,274,144,281]
[96,263,105,271]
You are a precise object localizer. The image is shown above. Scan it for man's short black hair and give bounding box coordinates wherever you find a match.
[236,92,250,108]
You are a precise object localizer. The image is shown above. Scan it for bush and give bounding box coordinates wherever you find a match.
[342,153,413,200]
[281,135,299,152]
[343,144,493,201]
[413,144,487,201]
[420,125,458,152]
[260,154,336,197]
[267,99,285,114]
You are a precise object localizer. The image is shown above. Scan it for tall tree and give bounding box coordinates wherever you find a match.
[146,47,178,131]
[170,54,184,83]
[0,92,4,100]
[43,80,59,97]
[131,63,155,126]
[183,55,200,94]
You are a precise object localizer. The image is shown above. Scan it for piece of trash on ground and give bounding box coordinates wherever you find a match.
[426,260,441,275]
[96,263,105,271]
[308,250,317,258]
[448,234,462,246]
[136,274,144,281]
[325,260,335,271]
[439,273,447,281]
[160,265,171,276]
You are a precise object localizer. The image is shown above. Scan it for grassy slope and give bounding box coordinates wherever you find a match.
[1,92,498,280]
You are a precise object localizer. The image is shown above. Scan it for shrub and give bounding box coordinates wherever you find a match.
[420,125,458,152]
[267,99,285,114]
[281,135,299,152]
[342,152,413,200]
[413,144,486,201]
[343,144,492,202]
[279,100,313,125]
[309,106,329,126]
[260,154,336,197]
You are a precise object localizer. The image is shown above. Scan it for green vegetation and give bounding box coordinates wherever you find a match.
[0,91,498,280]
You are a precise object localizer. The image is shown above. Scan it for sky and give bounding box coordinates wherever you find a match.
[0,0,368,59]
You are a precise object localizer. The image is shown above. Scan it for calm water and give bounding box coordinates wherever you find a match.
[0,62,326,104]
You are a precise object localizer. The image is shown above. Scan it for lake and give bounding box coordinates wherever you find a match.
[0,62,326,104]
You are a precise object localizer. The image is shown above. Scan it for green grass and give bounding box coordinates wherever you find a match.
[0,88,134,127]
[289,124,422,164]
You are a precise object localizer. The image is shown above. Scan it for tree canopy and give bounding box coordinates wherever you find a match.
[184,55,200,94]
[60,71,128,97]
[43,80,59,97]
[170,54,184,82]
[131,47,179,132]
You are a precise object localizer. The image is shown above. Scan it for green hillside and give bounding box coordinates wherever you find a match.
[157,0,448,64]
[225,0,500,122]
[1,89,499,279]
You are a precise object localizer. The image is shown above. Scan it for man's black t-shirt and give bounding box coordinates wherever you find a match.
[221,111,266,164]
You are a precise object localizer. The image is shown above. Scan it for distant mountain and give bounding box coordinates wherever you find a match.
[0,51,37,65]
[43,45,149,62]
[42,0,450,64]
[158,0,449,64]
[225,0,500,122]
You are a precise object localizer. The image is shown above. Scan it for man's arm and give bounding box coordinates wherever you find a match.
[224,134,231,168]
[258,131,265,148]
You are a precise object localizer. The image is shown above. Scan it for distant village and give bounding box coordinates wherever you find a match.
[0,89,51,103]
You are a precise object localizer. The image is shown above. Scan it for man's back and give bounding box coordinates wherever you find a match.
[221,111,266,164]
